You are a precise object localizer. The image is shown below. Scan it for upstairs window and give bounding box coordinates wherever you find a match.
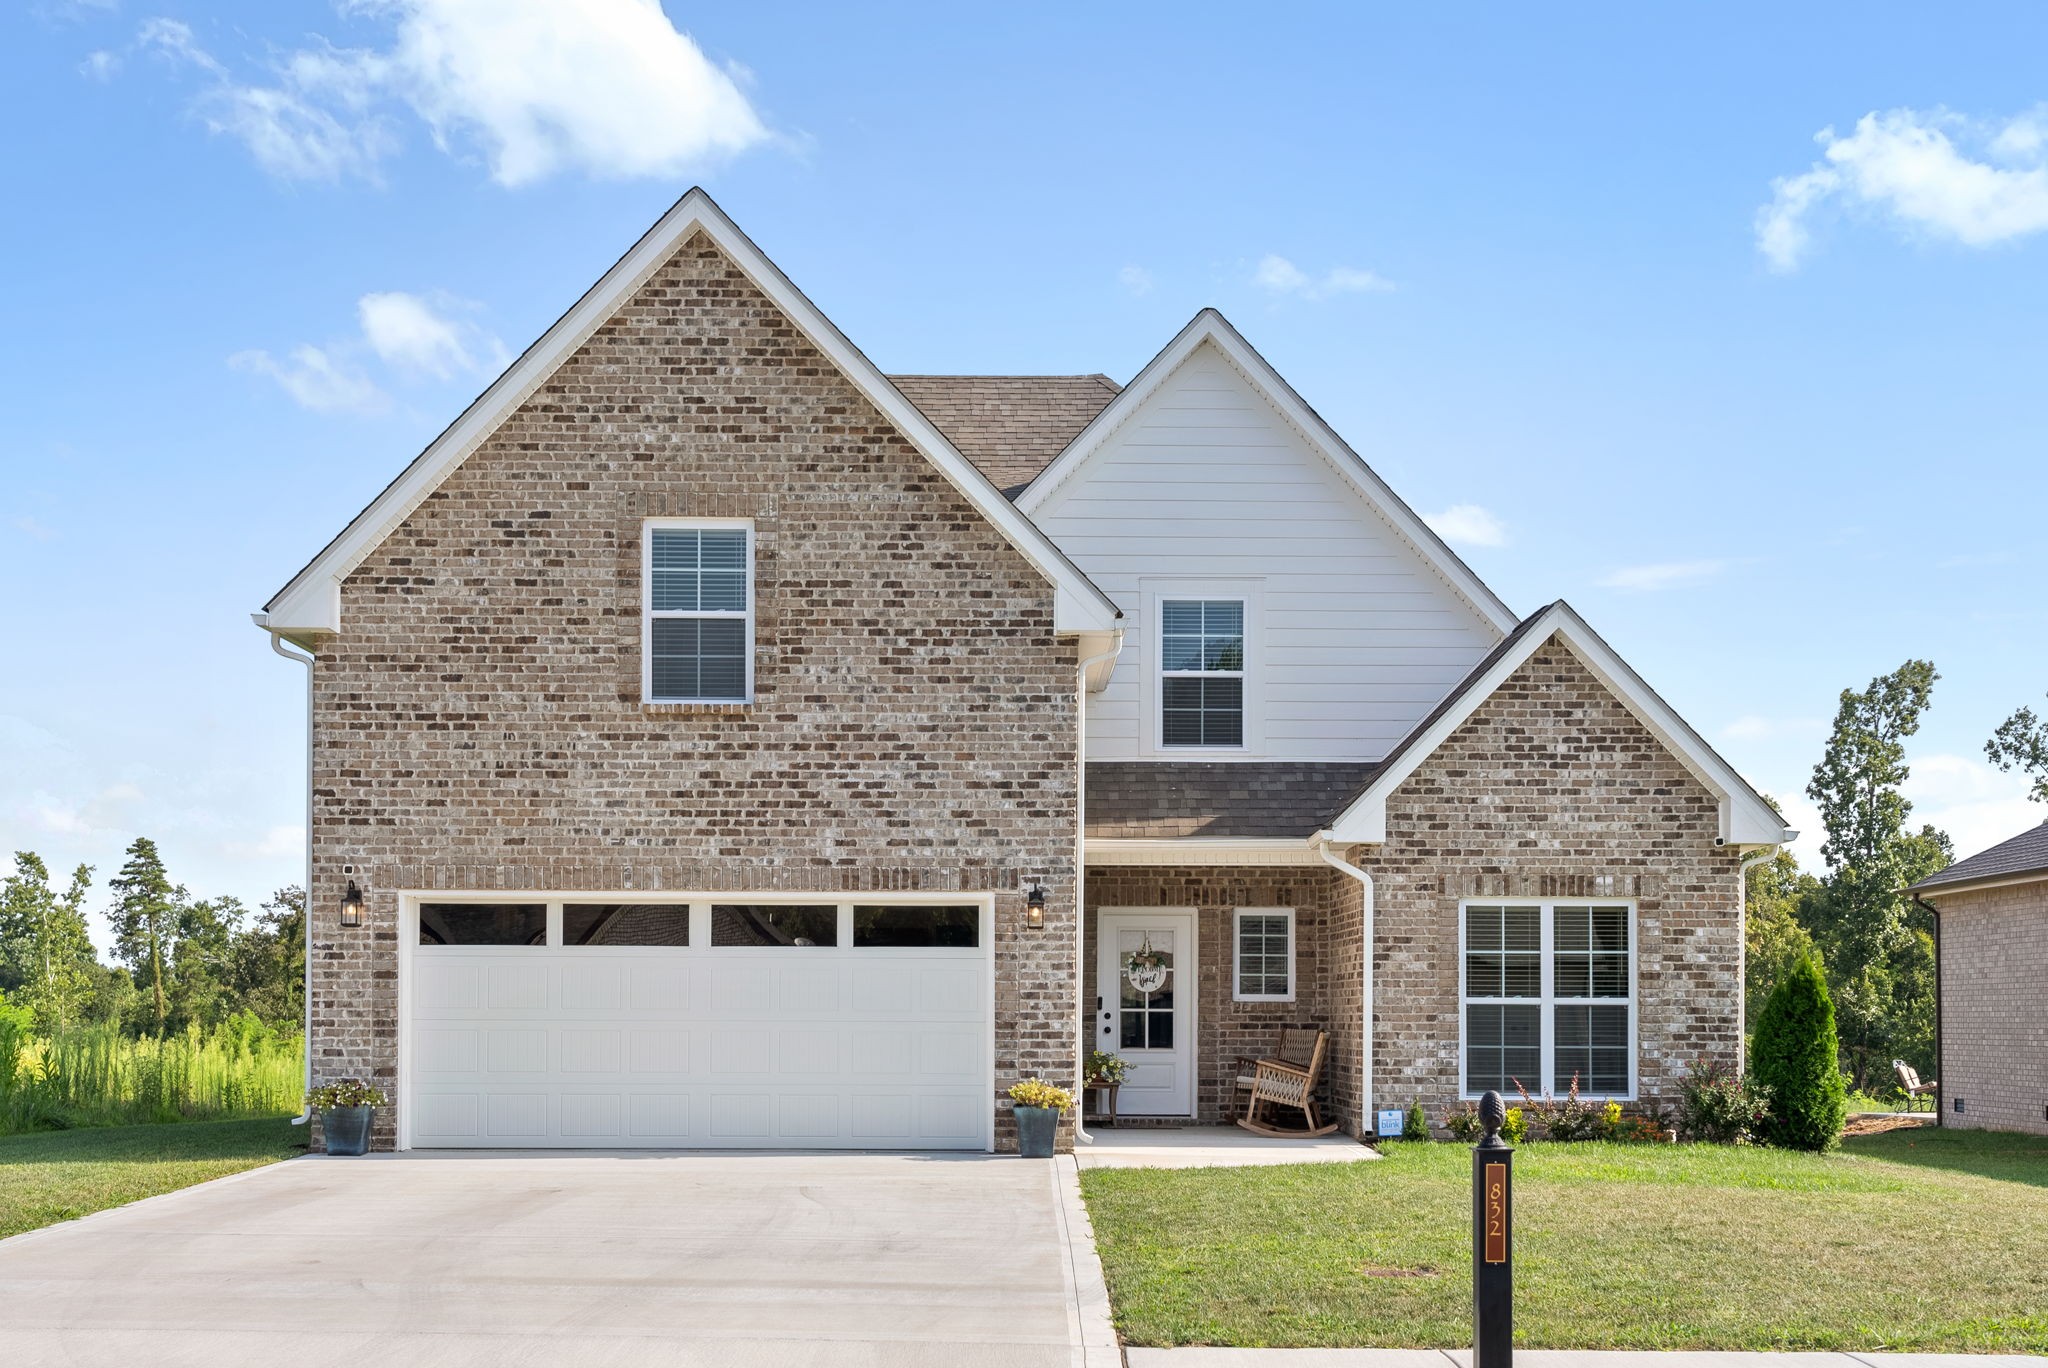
[644,521,752,703]
[1160,598,1244,747]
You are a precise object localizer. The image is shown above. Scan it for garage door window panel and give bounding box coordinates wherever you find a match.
[564,904,689,947]
[711,904,838,947]
[852,906,980,948]
[419,903,548,946]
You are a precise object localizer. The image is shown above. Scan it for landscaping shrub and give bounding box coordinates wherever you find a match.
[1402,1098,1429,1140]
[1678,1057,1772,1143]
[1750,953,1847,1151]
[1516,1075,1603,1141]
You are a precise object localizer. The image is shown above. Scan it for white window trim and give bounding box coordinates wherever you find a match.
[1456,898,1638,1101]
[641,517,755,704]
[1140,577,1263,756]
[1232,907,1295,1002]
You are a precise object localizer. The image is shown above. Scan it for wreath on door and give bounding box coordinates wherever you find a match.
[1122,935,1171,994]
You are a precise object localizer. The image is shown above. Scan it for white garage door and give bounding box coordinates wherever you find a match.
[402,897,993,1150]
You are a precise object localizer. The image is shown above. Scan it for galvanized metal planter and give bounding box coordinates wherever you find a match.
[1014,1104,1059,1157]
[322,1105,374,1156]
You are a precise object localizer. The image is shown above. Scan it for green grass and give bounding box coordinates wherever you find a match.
[1079,1127,2048,1352]
[0,1019,304,1135]
[0,1116,304,1241]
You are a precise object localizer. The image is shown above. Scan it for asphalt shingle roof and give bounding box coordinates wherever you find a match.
[1910,819,2048,893]
[889,374,1121,496]
[1084,761,1384,840]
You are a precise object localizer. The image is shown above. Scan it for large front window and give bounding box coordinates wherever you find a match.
[644,520,752,703]
[1461,900,1634,1097]
[1159,598,1244,747]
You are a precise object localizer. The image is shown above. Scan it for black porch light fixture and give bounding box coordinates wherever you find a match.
[1024,880,1047,930]
[340,879,365,929]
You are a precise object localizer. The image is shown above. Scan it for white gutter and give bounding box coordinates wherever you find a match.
[1311,830,1375,1141]
[259,617,316,1127]
[1071,629,1124,1148]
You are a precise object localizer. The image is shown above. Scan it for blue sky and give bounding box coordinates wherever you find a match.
[5,2,2046,946]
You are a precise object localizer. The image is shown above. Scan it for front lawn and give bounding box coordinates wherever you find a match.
[0,1116,303,1241]
[1079,1126,2048,1352]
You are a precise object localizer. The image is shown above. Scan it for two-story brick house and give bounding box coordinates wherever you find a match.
[255,190,1793,1151]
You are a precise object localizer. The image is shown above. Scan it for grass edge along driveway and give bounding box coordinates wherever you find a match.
[1079,1126,2048,1353]
[0,1116,303,1241]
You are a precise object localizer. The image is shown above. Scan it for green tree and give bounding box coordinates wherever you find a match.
[1985,696,2048,803]
[0,854,98,1029]
[1750,953,1847,1151]
[106,838,185,1036]
[225,886,305,1031]
[167,895,245,1031]
[1803,660,1950,1089]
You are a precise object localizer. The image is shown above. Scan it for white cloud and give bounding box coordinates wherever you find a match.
[18,782,145,840]
[1254,254,1394,300]
[1758,106,2048,271]
[1118,265,1153,297]
[1902,753,2042,864]
[11,516,57,542]
[229,344,388,415]
[80,50,120,81]
[137,1,768,186]
[358,291,501,380]
[220,824,306,862]
[1595,559,1728,592]
[1423,503,1509,549]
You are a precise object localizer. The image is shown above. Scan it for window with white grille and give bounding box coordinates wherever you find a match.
[1233,908,1294,1001]
[1461,901,1634,1098]
[643,520,752,704]
[1160,598,1245,747]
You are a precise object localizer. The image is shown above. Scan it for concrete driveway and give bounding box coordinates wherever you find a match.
[0,1151,1104,1367]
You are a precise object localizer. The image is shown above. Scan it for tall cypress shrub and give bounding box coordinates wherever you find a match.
[1749,953,1847,1151]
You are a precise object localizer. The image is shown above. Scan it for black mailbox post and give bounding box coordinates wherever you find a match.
[1472,1088,1513,1367]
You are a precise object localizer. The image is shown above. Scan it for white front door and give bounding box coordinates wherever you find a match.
[1095,910,1195,1116]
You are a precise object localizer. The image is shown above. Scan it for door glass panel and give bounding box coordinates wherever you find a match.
[1115,928,1175,1053]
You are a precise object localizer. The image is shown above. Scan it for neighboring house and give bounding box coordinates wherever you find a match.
[1909,821,2048,1137]
[254,189,1794,1152]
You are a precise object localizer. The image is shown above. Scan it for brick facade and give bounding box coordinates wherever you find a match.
[1084,635,1744,1135]
[306,230,1079,1151]
[1930,880,2048,1136]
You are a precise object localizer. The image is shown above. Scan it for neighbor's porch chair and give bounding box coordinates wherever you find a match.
[1893,1060,1938,1113]
[1236,1028,1338,1138]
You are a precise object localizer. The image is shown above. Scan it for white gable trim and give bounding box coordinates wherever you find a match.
[259,188,1121,638]
[1324,601,1796,848]
[1016,309,1517,637]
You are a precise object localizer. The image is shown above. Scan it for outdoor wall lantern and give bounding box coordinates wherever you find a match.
[340,879,365,929]
[1025,880,1047,930]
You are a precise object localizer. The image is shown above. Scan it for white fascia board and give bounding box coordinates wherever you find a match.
[261,188,1121,638]
[1085,837,1325,867]
[1016,308,1517,637]
[1325,602,1796,848]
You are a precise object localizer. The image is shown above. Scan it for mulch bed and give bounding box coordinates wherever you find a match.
[1843,1113,1936,1137]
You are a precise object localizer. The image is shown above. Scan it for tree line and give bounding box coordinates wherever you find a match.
[0,837,302,1039]
[1746,662,2048,1094]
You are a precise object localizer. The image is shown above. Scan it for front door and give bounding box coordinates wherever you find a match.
[1095,910,1195,1116]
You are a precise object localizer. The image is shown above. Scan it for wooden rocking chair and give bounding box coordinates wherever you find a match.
[1236,1029,1338,1138]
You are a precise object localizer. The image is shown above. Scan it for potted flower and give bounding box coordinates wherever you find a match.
[1008,1077,1076,1158]
[1085,1049,1129,1087]
[308,1079,388,1156]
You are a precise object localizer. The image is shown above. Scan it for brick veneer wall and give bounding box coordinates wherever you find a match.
[1082,867,1345,1124]
[1354,634,1746,1125]
[1930,880,2048,1136]
[1079,636,1746,1138]
[306,230,1079,1151]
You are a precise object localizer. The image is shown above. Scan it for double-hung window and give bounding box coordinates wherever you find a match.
[1233,908,1294,1001]
[644,520,753,704]
[1160,599,1244,747]
[1461,900,1634,1098]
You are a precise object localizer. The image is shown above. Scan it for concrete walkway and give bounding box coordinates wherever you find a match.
[1127,1352,2045,1366]
[0,1150,1101,1367]
[1077,1125,1377,1169]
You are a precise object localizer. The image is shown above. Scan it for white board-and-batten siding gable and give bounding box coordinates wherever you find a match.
[1031,341,1501,762]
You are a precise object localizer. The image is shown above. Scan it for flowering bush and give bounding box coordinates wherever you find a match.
[1008,1078,1075,1112]
[308,1079,387,1111]
[1678,1057,1772,1144]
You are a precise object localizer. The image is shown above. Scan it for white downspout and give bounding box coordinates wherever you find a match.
[1735,844,1781,1057]
[263,622,316,1127]
[1071,629,1124,1147]
[1312,831,1375,1140]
